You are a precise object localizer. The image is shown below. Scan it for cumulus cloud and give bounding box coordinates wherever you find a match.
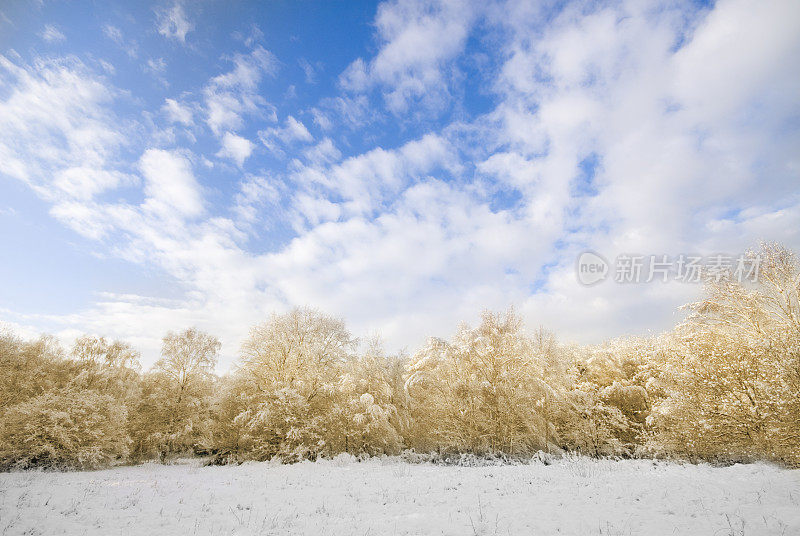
[672,0,800,121]
[340,0,479,114]
[217,132,254,167]
[287,133,459,226]
[475,0,800,340]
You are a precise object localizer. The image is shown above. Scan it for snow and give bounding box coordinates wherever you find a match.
[1,456,798,535]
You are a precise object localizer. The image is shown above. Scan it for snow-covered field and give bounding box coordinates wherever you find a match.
[0,456,798,536]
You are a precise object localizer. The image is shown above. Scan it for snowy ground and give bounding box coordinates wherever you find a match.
[0,456,798,536]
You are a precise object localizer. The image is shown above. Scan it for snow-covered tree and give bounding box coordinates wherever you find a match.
[0,333,68,411]
[651,243,800,466]
[130,328,220,459]
[558,338,653,455]
[0,388,130,470]
[555,386,629,456]
[69,335,141,403]
[240,307,353,391]
[405,310,560,455]
[0,333,133,470]
[328,337,404,456]
[233,308,356,461]
[2,242,798,469]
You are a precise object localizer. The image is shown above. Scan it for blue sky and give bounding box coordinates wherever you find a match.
[1,0,799,369]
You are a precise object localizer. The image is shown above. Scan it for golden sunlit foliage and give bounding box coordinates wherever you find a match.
[649,243,800,465]
[1,243,797,470]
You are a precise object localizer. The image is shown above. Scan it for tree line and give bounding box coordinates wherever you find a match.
[1,243,797,470]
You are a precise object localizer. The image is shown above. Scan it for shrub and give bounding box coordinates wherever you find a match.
[0,388,130,470]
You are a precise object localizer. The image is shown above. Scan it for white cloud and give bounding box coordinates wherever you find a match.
[156,2,194,43]
[216,132,254,167]
[312,95,372,130]
[0,54,125,200]
[52,167,136,201]
[139,149,204,218]
[339,0,479,114]
[258,116,313,154]
[102,24,138,58]
[49,201,112,241]
[145,57,167,74]
[672,0,800,122]
[103,25,123,43]
[161,98,193,125]
[288,133,458,226]
[303,138,342,166]
[259,177,551,350]
[477,152,541,190]
[2,0,799,370]
[233,174,281,225]
[298,58,319,84]
[203,46,278,136]
[284,117,312,142]
[471,0,800,342]
[311,108,333,130]
[97,59,115,75]
[40,24,65,43]
[339,58,368,91]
